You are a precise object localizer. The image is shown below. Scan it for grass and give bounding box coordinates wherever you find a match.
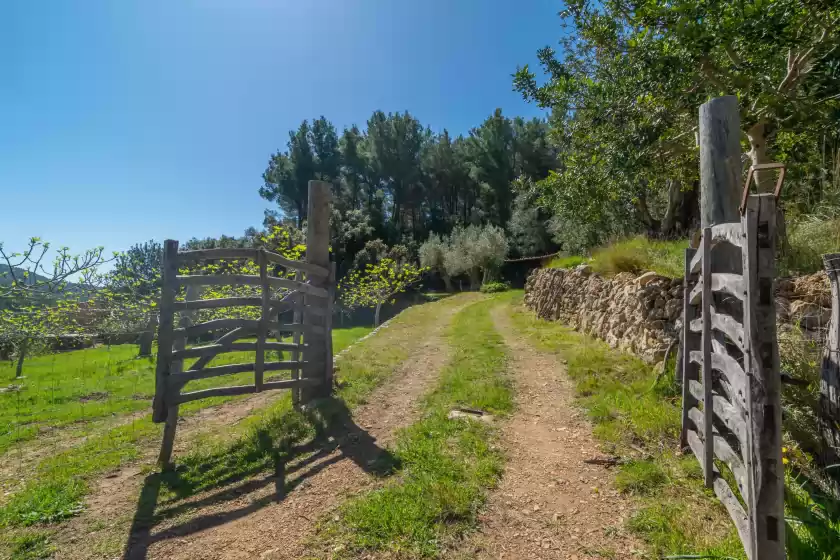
[0,326,370,457]
[546,237,688,278]
[0,295,475,559]
[782,216,840,275]
[506,293,746,558]
[324,295,512,557]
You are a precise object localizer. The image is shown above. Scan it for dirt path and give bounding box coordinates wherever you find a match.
[53,297,475,560]
[457,304,641,560]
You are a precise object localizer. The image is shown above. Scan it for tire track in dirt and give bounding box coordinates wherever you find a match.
[53,296,478,560]
[457,304,642,560]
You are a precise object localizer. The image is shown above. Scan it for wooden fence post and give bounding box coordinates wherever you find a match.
[680,248,700,449]
[821,253,840,467]
[137,313,157,357]
[254,249,268,392]
[158,316,188,468]
[699,96,742,228]
[302,180,332,402]
[742,194,785,559]
[290,271,303,408]
[700,229,714,487]
[153,239,179,424]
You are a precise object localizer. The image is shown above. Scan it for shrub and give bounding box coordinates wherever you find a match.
[479,281,510,293]
[590,236,687,278]
[781,216,840,275]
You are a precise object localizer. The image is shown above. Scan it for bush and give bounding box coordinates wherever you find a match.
[545,255,588,269]
[590,236,687,278]
[782,216,840,275]
[479,281,510,293]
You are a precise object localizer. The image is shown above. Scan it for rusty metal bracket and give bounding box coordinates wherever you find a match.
[739,162,786,215]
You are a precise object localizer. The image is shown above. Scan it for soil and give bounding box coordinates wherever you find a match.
[452,306,643,559]
[52,299,470,560]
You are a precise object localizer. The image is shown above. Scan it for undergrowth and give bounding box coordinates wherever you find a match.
[324,296,512,557]
[781,216,840,275]
[545,236,688,278]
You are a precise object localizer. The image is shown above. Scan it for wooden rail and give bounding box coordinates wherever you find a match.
[153,180,334,468]
[680,194,784,559]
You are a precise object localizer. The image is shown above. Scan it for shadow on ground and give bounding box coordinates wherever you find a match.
[122,397,398,560]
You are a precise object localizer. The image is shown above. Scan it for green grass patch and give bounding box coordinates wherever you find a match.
[506,293,745,558]
[782,216,840,275]
[590,236,688,278]
[325,296,511,557]
[545,254,588,269]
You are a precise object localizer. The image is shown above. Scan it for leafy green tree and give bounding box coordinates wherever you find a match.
[419,234,452,291]
[339,258,425,326]
[443,225,509,289]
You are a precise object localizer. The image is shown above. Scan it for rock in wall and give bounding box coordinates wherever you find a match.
[524,265,830,364]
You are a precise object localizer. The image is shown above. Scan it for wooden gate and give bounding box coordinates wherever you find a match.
[153,180,334,466]
[680,193,785,560]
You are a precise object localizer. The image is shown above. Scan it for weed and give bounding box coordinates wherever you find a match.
[546,255,588,269]
[8,530,54,560]
[615,460,668,495]
[590,236,688,278]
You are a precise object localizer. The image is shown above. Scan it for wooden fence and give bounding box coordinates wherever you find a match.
[821,253,840,469]
[680,193,785,560]
[153,180,333,466]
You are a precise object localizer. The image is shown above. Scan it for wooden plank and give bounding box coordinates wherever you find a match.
[681,248,701,449]
[153,239,179,424]
[158,313,187,466]
[710,223,745,248]
[264,250,329,279]
[820,253,840,469]
[688,381,748,448]
[689,350,747,407]
[689,248,703,274]
[171,360,306,384]
[175,318,259,337]
[689,407,748,501]
[699,96,742,229]
[290,272,303,408]
[324,262,335,390]
[701,228,714,488]
[255,249,269,391]
[713,477,752,555]
[177,274,260,287]
[173,341,304,360]
[176,384,256,404]
[690,307,745,352]
[173,297,262,311]
[267,276,329,299]
[175,248,257,262]
[262,377,321,391]
[688,273,746,305]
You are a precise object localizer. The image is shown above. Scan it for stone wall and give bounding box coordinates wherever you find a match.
[524,265,830,364]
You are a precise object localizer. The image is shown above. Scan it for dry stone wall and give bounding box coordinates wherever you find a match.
[524,265,830,364]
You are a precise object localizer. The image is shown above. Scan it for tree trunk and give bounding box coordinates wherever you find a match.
[15,338,27,378]
[469,268,481,291]
[746,120,775,192]
[443,274,453,292]
[661,179,700,237]
[374,302,382,327]
[634,190,661,236]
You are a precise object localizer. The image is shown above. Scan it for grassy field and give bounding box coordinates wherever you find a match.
[0,327,370,456]
[323,295,512,557]
[0,296,475,560]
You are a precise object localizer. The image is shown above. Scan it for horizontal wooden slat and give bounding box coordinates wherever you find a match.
[173,341,304,360]
[690,308,745,352]
[176,248,258,262]
[267,277,329,299]
[276,323,326,336]
[175,318,259,336]
[712,476,751,552]
[177,274,261,287]
[686,429,751,549]
[688,407,748,501]
[171,360,307,384]
[688,273,746,305]
[687,380,748,448]
[264,251,329,278]
[689,350,747,406]
[709,223,745,248]
[689,250,703,275]
[173,297,262,310]
[176,384,255,403]
[261,377,322,391]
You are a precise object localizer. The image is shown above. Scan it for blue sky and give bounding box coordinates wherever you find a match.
[0,0,560,257]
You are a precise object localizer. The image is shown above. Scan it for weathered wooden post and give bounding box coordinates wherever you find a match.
[821,253,840,468]
[742,194,785,559]
[699,96,742,228]
[137,314,157,357]
[153,240,179,424]
[302,180,332,402]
